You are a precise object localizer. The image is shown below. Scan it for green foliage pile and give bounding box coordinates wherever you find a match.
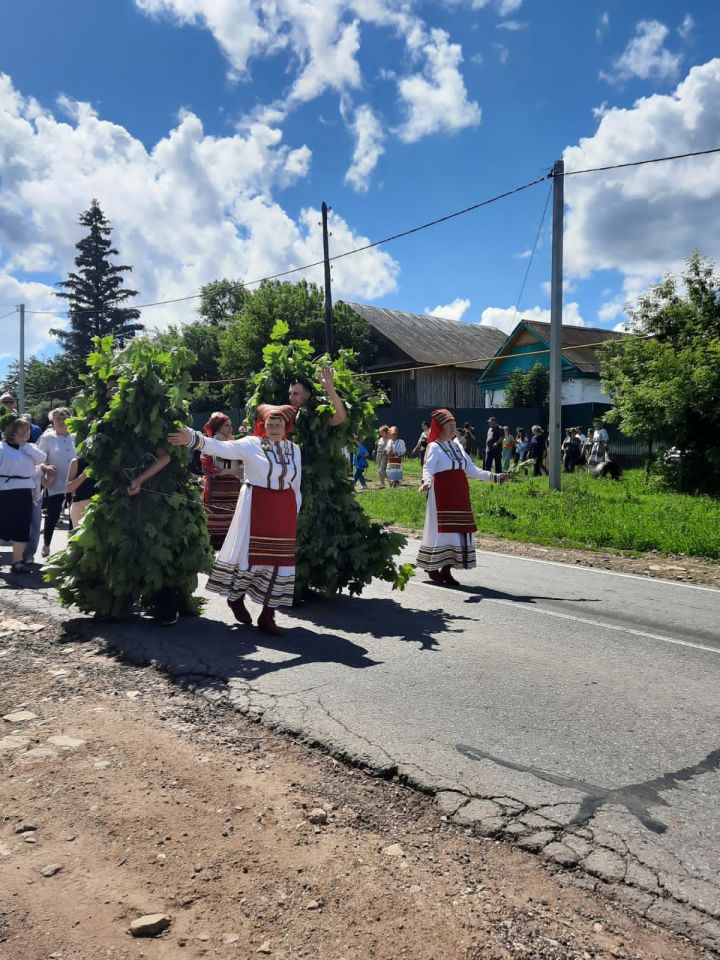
[600,253,720,492]
[503,362,549,407]
[246,322,413,599]
[45,337,213,618]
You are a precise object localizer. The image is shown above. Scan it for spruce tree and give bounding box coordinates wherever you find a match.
[52,200,143,364]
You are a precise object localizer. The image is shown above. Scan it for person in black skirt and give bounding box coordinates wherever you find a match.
[0,416,55,574]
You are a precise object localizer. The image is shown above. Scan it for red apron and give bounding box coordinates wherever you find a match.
[434,470,477,533]
[248,487,297,565]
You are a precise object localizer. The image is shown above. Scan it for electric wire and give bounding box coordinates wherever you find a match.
[508,182,552,334]
[0,309,18,321]
[560,146,720,177]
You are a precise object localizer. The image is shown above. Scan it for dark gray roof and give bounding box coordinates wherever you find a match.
[521,321,627,373]
[342,302,507,370]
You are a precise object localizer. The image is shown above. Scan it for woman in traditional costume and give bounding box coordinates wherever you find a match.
[386,426,406,487]
[417,409,507,585]
[200,412,243,550]
[169,404,301,635]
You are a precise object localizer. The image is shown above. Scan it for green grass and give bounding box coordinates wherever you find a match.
[359,463,720,560]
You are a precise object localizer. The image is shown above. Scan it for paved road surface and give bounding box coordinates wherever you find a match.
[3,531,719,946]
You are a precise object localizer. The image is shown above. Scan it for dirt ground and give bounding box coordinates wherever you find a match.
[0,599,713,960]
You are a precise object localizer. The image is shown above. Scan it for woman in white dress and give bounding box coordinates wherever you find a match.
[169,405,301,635]
[417,409,507,586]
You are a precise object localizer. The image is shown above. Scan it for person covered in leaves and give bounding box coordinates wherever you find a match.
[169,404,301,636]
[45,337,213,624]
[418,409,508,586]
[246,324,412,600]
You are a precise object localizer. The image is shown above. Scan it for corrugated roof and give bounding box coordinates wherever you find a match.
[521,321,627,373]
[342,301,507,370]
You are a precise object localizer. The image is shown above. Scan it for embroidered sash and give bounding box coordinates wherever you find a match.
[248,487,297,565]
[434,469,477,533]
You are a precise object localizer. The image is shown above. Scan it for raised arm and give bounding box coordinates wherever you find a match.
[168,427,251,460]
[320,364,347,427]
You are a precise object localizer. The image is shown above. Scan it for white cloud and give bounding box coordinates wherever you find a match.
[596,11,609,41]
[0,74,399,356]
[472,0,523,13]
[493,42,509,64]
[564,59,720,284]
[479,302,586,335]
[601,20,681,84]
[344,104,385,193]
[678,14,694,41]
[426,297,471,322]
[497,20,528,31]
[397,28,481,142]
[514,249,532,260]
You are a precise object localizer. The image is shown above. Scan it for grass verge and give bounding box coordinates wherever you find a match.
[359,464,720,560]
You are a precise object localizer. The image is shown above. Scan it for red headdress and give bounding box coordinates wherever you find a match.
[427,408,455,444]
[203,411,230,437]
[252,404,297,438]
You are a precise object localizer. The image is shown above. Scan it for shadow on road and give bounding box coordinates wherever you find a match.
[285,594,466,651]
[420,575,600,607]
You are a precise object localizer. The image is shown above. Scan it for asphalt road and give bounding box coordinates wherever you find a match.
[3,531,720,943]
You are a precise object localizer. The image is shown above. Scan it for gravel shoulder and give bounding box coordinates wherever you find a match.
[0,597,713,960]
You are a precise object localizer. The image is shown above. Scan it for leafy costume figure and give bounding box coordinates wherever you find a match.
[45,337,213,620]
[246,322,413,600]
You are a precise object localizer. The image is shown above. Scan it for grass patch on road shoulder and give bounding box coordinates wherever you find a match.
[359,465,720,560]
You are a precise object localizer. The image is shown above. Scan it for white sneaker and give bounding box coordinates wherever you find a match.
[41,544,50,558]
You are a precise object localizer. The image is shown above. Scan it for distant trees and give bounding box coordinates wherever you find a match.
[503,362,549,407]
[52,200,142,365]
[600,253,720,491]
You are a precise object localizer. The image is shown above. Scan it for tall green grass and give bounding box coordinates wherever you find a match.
[359,465,720,559]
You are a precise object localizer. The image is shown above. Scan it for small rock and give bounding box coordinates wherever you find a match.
[408,884,423,894]
[41,864,62,877]
[222,934,240,945]
[22,834,37,844]
[94,760,111,769]
[15,823,37,833]
[592,922,604,933]
[126,691,140,700]
[196,933,211,942]
[47,735,86,751]
[20,747,57,762]
[129,914,172,937]
[383,843,405,858]
[3,710,37,723]
[256,941,272,954]
[542,842,581,867]
[308,807,327,825]
[306,899,322,910]
[0,735,30,751]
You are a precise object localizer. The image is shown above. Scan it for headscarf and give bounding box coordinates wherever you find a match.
[203,411,230,438]
[253,404,297,438]
[428,408,455,444]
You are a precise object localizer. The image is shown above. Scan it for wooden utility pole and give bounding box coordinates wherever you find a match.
[548,160,564,491]
[321,202,334,357]
[17,303,25,414]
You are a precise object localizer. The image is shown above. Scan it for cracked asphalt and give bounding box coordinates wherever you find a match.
[3,535,720,950]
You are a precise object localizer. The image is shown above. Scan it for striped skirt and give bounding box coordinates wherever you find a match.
[202,474,242,550]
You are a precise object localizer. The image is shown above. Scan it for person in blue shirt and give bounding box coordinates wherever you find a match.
[20,413,42,443]
[352,439,369,490]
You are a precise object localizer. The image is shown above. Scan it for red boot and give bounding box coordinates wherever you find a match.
[257,606,282,636]
[441,565,460,586]
[227,595,251,625]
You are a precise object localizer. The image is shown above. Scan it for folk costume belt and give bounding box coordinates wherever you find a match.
[433,469,477,534]
[248,486,297,566]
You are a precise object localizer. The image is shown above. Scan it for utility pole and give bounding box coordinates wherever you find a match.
[17,303,25,414]
[548,160,564,491]
[321,201,334,357]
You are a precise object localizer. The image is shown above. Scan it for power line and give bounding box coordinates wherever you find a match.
[508,182,552,333]
[560,146,720,178]
[0,309,18,321]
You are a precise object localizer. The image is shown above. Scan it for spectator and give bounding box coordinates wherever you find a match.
[411,421,430,467]
[37,407,77,557]
[20,413,42,443]
[588,419,609,473]
[562,428,581,473]
[501,426,516,472]
[462,422,478,457]
[529,425,548,476]
[514,429,528,464]
[375,425,390,488]
[484,417,503,473]
[457,427,468,451]
[575,426,587,465]
[386,426,406,487]
[0,392,17,413]
[352,438,369,490]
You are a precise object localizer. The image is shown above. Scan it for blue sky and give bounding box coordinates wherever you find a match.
[1,0,719,379]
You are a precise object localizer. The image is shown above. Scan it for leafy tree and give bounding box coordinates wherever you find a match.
[246,322,412,599]
[219,280,378,401]
[600,253,720,491]
[152,321,229,412]
[45,336,213,617]
[503,363,549,407]
[52,200,142,365]
[199,279,247,325]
